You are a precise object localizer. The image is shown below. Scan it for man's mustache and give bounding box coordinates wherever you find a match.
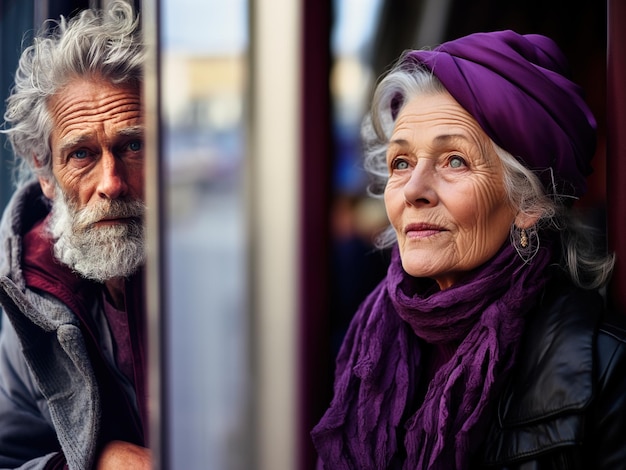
[72,199,146,232]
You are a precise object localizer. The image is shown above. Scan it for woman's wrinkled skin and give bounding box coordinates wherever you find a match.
[384,92,530,289]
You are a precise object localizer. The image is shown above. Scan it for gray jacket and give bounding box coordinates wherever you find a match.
[0,182,101,470]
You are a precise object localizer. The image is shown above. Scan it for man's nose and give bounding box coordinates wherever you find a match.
[97,152,128,200]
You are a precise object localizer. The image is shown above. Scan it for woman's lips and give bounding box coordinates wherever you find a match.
[404,223,445,239]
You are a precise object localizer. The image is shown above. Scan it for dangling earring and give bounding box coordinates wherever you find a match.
[511,224,539,264]
[520,228,528,248]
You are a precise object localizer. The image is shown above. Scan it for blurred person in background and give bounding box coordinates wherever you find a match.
[312,30,626,469]
[0,2,151,468]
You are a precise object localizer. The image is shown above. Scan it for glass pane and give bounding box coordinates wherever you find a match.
[160,0,250,468]
[329,0,388,358]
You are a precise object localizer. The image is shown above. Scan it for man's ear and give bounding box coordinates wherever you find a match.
[37,175,56,200]
[514,211,540,229]
[33,155,55,200]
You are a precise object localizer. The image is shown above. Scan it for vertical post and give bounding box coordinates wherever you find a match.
[142,0,168,467]
[299,0,333,469]
[606,0,626,313]
[249,0,301,468]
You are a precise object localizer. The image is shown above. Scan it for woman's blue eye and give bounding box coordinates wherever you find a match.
[449,155,465,168]
[394,159,409,170]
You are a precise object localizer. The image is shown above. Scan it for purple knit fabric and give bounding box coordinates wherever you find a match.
[311,241,554,469]
[400,30,596,198]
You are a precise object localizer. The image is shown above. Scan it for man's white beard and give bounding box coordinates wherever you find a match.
[48,188,146,283]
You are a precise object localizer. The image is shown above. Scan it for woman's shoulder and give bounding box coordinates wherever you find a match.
[534,272,605,324]
[481,277,626,468]
[595,308,626,387]
[530,274,626,378]
[502,276,601,421]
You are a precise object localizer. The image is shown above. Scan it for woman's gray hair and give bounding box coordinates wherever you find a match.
[362,55,614,289]
[1,0,143,187]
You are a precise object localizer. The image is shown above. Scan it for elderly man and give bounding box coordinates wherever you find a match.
[0,2,151,468]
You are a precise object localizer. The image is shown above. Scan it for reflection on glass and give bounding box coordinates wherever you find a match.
[161,0,250,468]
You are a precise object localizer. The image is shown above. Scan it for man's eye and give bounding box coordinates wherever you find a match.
[71,149,89,160]
[449,155,466,168]
[128,140,142,152]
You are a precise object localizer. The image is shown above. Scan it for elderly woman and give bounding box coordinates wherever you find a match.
[312,31,626,469]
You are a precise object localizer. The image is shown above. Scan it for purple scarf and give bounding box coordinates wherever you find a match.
[312,241,554,469]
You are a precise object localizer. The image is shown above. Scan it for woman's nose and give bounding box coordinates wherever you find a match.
[403,162,437,206]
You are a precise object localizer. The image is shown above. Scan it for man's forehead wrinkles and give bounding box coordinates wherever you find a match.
[52,98,141,123]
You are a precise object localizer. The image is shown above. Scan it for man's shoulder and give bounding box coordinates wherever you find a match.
[0,180,48,237]
[0,181,49,277]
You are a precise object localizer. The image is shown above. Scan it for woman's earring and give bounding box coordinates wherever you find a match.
[520,228,528,248]
[511,224,539,264]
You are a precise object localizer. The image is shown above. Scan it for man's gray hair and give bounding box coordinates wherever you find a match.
[1,0,143,187]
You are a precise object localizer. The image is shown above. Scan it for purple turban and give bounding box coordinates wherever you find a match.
[401,30,596,198]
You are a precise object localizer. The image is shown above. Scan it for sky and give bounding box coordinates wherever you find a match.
[162,0,247,54]
[162,0,381,56]
[332,0,381,56]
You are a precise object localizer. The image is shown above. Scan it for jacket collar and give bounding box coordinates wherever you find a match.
[22,217,99,320]
[0,180,49,283]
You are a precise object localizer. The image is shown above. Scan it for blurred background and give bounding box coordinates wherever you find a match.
[1,0,622,469]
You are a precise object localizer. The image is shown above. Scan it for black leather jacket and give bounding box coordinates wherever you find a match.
[480,276,626,469]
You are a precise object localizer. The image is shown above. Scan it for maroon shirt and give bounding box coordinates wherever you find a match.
[103,296,135,388]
